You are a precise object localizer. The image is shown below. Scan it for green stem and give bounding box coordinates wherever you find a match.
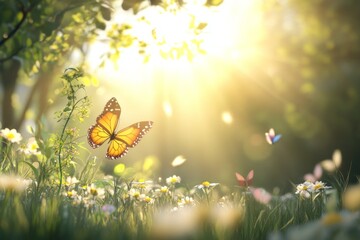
[57,79,76,194]
[205,188,210,206]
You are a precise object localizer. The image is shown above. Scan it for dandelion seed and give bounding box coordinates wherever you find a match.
[0,128,22,143]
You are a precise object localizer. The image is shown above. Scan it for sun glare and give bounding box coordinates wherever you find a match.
[222,111,233,125]
[162,101,173,117]
[84,0,265,177]
[86,0,261,81]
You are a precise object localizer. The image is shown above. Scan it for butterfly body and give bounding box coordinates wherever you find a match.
[88,97,153,160]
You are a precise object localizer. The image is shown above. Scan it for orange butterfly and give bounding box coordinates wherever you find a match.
[88,97,153,159]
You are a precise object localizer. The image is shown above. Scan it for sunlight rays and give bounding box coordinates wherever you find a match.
[83,0,271,176]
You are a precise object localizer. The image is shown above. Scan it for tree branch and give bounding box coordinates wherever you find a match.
[0,46,24,63]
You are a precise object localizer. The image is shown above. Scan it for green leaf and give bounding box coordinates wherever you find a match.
[21,161,40,179]
[95,18,106,30]
[100,5,112,21]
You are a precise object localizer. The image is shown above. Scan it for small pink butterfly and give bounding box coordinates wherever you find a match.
[235,170,254,188]
[250,187,272,204]
[265,128,282,144]
[304,164,322,182]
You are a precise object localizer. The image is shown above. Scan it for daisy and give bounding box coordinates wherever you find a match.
[195,181,219,189]
[25,137,40,155]
[166,175,181,185]
[312,181,330,192]
[87,184,105,199]
[295,182,313,198]
[178,196,195,207]
[0,128,22,144]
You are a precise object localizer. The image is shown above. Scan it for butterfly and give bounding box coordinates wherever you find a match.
[235,170,254,188]
[265,128,282,144]
[87,97,153,160]
[250,187,272,204]
[320,149,342,172]
[171,155,187,167]
[304,163,322,182]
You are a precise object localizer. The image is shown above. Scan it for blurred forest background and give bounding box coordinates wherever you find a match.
[0,0,359,192]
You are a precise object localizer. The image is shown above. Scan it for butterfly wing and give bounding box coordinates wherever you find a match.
[235,172,246,187]
[88,97,121,148]
[272,134,282,143]
[251,188,272,204]
[265,132,273,145]
[304,174,315,182]
[332,149,342,168]
[246,170,254,186]
[313,163,323,179]
[106,121,153,159]
[235,173,248,187]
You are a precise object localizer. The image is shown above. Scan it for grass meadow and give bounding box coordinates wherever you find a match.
[0,69,359,240]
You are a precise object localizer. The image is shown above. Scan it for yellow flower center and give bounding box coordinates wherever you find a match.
[185,197,192,204]
[30,143,38,151]
[90,188,98,196]
[133,192,140,199]
[67,191,73,197]
[144,196,152,203]
[7,133,15,140]
[202,181,210,188]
